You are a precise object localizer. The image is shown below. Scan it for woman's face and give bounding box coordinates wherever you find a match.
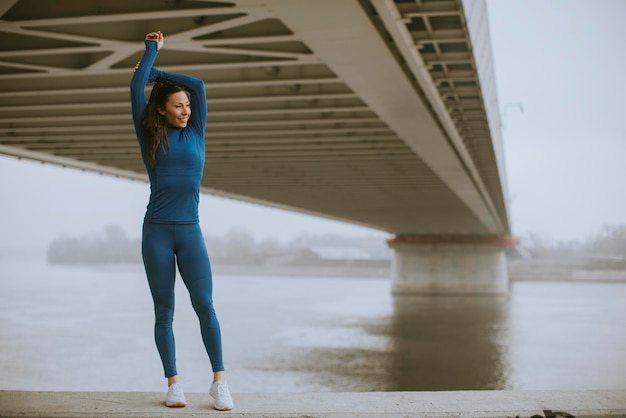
[158,91,191,128]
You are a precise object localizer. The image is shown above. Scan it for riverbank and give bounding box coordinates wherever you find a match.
[508,255,626,282]
[213,262,391,279]
[70,257,626,282]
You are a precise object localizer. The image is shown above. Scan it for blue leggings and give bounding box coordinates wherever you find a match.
[141,222,224,377]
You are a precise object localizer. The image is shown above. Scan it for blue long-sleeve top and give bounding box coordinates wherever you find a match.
[130,41,207,224]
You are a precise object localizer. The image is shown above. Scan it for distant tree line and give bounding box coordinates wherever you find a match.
[49,224,626,266]
[47,225,392,266]
[584,225,626,255]
[47,225,141,265]
[205,227,391,266]
[522,224,626,257]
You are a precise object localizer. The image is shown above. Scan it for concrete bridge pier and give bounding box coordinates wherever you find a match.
[387,235,516,295]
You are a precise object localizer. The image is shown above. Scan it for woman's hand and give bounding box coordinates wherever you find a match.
[145,31,164,50]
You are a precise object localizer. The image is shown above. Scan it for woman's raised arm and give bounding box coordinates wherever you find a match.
[130,32,164,139]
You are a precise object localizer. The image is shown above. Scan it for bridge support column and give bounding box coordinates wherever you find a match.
[387,235,516,295]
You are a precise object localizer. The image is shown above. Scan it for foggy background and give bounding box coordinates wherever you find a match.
[1,0,626,253]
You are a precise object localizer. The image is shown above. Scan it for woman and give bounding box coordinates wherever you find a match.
[130,31,233,411]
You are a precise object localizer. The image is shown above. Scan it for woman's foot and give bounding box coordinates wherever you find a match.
[165,382,186,408]
[209,380,234,411]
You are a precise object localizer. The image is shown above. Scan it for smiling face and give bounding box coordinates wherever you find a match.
[158,91,191,128]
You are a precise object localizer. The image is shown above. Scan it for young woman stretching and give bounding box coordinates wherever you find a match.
[130,31,233,411]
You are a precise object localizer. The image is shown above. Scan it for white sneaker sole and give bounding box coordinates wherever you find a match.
[214,405,233,411]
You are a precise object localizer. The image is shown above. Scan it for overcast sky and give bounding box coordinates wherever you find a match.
[1,0,625,253]
[487,0,626,243]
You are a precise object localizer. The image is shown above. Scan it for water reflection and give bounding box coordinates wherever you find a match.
[386,294,510,390]
[264,290,511,391]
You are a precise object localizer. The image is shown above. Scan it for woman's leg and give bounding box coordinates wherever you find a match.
[174,224,225,374]
[142,222,179,378]
[175,224,234,411]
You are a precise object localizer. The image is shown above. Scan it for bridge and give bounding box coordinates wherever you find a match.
[0,0,512,294]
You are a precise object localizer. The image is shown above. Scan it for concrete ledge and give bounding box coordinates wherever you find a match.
[1,390,625,418]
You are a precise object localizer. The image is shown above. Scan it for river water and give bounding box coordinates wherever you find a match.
[1,257,625,393]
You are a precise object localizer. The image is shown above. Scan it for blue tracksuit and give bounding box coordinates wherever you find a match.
[130,40,224,377]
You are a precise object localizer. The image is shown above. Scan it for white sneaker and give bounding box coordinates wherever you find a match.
[209,380,234,411]
[165,382,186,407]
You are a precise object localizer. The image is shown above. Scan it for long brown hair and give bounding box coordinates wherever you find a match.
[141,81,190,167]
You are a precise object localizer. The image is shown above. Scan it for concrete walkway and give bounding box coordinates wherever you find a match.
[1,390,626,417]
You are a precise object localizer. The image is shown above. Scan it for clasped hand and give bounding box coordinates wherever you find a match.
[134,31,164,73]
[145,31,164,50]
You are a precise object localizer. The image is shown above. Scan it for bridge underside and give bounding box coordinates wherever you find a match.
[0,0,509,239]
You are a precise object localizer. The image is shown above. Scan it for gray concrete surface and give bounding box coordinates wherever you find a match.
[1,390,625,417]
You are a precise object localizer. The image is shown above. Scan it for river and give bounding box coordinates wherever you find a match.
[1,257,625,393]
